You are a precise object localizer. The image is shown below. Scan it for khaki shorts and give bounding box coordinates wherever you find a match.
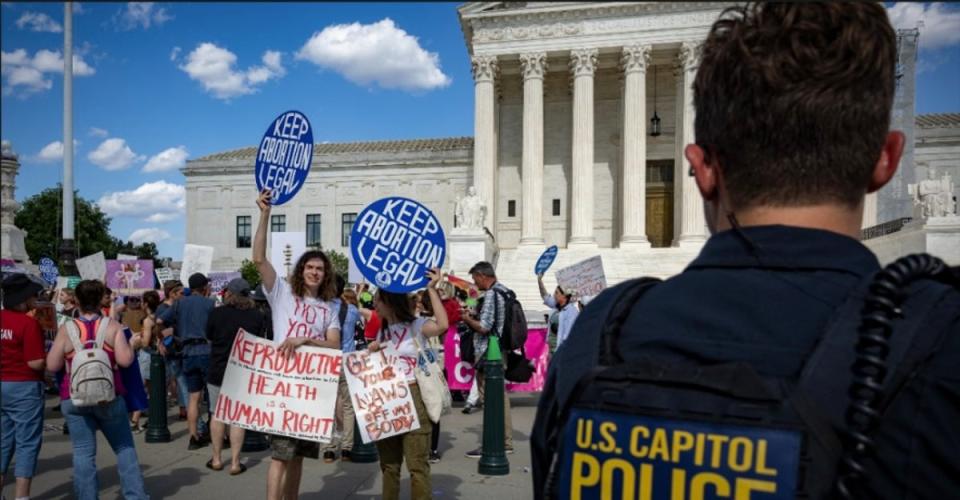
[270,435,320,461]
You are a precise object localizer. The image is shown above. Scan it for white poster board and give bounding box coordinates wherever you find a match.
[155,267,178,285]
[180,244,214,284]
[76,252,106,281]
[555,255,607,297]
[348,253,364,284]
[344,349,421,444]
[215,329,340,442]
[270,232,307,279]
[117,254,137,261]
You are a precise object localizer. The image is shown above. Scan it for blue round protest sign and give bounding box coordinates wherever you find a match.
[350,197,446,293]
[255,110,314,206]
[534,245,558,275]
[39,257,58,285]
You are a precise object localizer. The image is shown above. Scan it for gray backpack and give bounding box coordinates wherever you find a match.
[66,318,116,406]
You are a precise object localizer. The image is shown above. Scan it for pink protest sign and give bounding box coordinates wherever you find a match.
[444,327,548,392]
[105,259,155,294]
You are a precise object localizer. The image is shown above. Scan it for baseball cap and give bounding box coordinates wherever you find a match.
[225,278,251,297]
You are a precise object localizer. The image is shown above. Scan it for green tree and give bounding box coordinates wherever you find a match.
[240,258,261,288]
[14,185,168,269]
[325,249,349,281]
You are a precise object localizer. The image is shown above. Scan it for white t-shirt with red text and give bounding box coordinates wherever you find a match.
[266,278,340,344]
[378,317,430,383]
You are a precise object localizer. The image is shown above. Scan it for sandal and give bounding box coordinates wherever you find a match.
[229,463,248,476]
[205,459,224,471]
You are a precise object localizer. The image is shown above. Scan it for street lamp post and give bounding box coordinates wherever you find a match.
[478,336,509,475]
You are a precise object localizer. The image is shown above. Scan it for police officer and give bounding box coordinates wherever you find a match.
[530,3,960,498]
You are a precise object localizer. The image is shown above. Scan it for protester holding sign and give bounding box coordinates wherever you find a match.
[366,267,448,500]
[253,188,341,500]
[536,273,578,351]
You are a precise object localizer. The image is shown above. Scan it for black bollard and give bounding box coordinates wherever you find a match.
[478,336,509,475]
[145,351,171,443]
[350,419,379,463]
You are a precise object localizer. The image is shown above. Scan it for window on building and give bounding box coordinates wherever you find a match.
[508,200,516,217]
[236,216,251,248]
[341,213,357,247]
[271,214,286,233]
[306,214,322,248]
[553,199,561,216]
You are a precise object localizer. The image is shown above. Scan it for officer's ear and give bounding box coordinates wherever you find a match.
[867,131,904,194]
[685,143,719,202]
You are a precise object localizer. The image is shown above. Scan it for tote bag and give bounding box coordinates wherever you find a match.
[413,331,452,423]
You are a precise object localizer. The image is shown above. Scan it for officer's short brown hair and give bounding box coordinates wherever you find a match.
[694,2,897,211]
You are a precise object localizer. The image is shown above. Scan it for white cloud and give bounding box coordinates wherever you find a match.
[88,138,145,170]
[145,213,178,223]
[169,46,181,62]
[179,43,285,99]
[888,3,960,50]
[1,48,95,96]
[16,12,63,33]
[296,18,451,91]
[128,228,172,244]
[143,146,188,172]
[88,127,109,138]
[114,2,173,30]
[97,181,185,222]
[34,140,79,163]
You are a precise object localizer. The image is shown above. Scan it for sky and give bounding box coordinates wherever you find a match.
[2,2,959,261]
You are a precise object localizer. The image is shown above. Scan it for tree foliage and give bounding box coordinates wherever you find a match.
[240,258,261,289]
[326,249,349,282]
[14,185,166,269]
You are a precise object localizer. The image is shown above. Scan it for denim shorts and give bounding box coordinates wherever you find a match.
[181,354,210,393]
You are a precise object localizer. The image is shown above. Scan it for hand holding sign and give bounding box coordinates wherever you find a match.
[257,188,273,213]
[534,245,559,276]
[350,197,446,293]
[255,111,314,206]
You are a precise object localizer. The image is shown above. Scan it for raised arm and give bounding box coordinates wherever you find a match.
[253,188,278,293]
[537,273,548,298]
[422,268,449,337]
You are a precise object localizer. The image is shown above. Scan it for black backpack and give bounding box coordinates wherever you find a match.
[492,287,528,351]
[542,255,959,499]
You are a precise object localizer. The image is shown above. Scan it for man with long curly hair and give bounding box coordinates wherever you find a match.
[253,188,341,500]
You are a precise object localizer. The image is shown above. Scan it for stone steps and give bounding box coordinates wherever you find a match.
[492,244,704,317]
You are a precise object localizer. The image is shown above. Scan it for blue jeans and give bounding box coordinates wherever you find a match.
[0,381,44,478]
[61,398,149,500]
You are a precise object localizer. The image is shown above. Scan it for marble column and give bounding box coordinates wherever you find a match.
[673,41,707,247]
[471,55,499,230]
[519,52,547,246]
[620,45,652,248]
[569,48,598,247]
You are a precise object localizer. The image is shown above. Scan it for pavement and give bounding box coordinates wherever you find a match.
[4,392,540,500]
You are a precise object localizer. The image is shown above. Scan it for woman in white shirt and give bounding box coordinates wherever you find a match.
[368,267,448,500]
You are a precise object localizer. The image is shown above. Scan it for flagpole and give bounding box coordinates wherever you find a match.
[61,1,77,274]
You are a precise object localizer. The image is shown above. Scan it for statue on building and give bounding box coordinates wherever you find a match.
[909,168,957,218]
[454,186,487,230]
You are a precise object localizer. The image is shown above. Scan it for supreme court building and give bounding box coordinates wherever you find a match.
[183,2,949,311]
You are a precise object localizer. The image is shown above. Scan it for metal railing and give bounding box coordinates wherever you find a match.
[861,217,913,240]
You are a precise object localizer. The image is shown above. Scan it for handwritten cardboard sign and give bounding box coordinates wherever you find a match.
[555,255,607,297]
[180,244,214,284]
[255,110,314,206]
[76,252,106,281]
[350,196,446,293]
[344,349,421,443]
[214,329,340,442]
[444,326,549,392]
[155,267,178,285]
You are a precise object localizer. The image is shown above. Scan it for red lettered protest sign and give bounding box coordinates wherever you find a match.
[215,329,340,442]
[344,349,421,444]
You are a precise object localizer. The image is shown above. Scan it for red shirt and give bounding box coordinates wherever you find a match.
[364,311,381,340]
[442,298,462,324]
[1,310,46,382]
